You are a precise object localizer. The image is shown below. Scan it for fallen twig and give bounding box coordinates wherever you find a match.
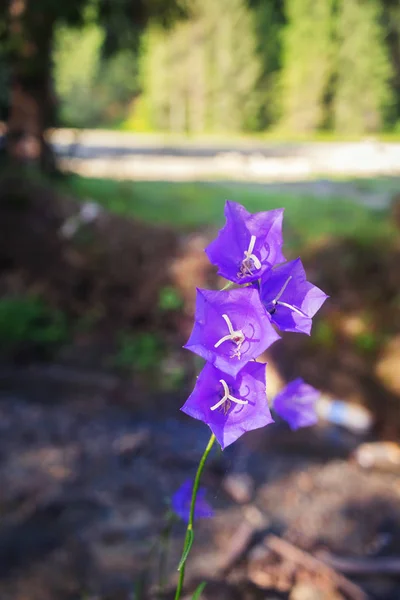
[218,520,256,574]
[264,534,367,600]
[317,551,400,576]
[217,505,268,574]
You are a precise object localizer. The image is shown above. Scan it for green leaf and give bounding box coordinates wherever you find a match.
[177,529,194,571]
[192,582,207,599]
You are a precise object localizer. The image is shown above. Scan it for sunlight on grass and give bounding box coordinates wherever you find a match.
[63,176,396,252]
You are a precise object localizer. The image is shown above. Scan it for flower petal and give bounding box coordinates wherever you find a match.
[260,258,328,335]
[181,362,274,449]
[273,378,320,430]
[205,201,285,284]
[184,288,280,377]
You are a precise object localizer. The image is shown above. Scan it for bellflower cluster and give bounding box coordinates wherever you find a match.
[181,201,328,449]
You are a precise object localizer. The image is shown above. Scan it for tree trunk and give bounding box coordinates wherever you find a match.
[6,0,57,171]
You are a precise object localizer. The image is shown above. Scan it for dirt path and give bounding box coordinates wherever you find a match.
[49,129,400,185]
[0,376,399,600]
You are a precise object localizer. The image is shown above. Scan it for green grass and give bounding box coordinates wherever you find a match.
[0,295,68,354]
[62,176,396,252]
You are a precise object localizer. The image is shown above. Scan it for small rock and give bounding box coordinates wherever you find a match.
[317,397,373,434]
[375,336,400,396]
[290,582,340,600]
[354,441,400,473]
[223,473,254,504]
[112,430,149,457]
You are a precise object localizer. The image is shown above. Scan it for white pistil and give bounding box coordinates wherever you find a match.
[270,275,308,317]
[210,379,248,412]
[274,300,307,317]
[273,276,292,303]
[243,235,261,270]
[214,314,245,359]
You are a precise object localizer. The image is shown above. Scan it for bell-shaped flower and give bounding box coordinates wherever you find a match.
[205,201,285,284]
[171,479,214,523]
[184,287,280,377]
[259,258,328,335]
[181,361,273,449]
[273,378,320,430]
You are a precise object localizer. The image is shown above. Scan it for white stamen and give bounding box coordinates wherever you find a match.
[270,275,308,318]
[275,300,308,317]
[247,235,256,255]
[214,314,245,358]
[243,235,261,270]
[222,313,234,335]
[272,276,292,304]
[210,379,248,411]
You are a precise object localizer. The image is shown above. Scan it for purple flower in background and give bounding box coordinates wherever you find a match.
[259,258,328,335]
[205,201,285,284]
[184,288,280,377]
[171,479,214,523]
[181,361,273,449]
[273,378,320,430]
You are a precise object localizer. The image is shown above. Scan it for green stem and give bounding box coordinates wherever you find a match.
[221,281,234,291]
[174,433,216,600]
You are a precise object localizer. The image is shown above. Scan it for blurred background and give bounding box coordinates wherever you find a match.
[1,0,400,598]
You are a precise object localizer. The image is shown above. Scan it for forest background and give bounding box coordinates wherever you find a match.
[4,0,400,138]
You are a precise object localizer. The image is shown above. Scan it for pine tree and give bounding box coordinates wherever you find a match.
[54,24,104,127]
[139,26,172,130]
[204,0,261,132]
[138,0,262,133]
[1,0,186,168]
[381,0,400,126]
[281,0,335,133]
[251,0,286,130]
[334,0,393,133]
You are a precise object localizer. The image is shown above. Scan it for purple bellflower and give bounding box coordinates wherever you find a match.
[273,378,320,430]
[181,361,273,449]
[184,287,280,377]
[171,479,214,523]
[259,258,328,335]
[205,201,285,285]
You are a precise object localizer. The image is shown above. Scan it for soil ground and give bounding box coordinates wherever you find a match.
[1,174,400,599]
[0,379,399,600]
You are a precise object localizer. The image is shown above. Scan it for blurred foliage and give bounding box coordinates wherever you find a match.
[2,0,399,135]
[112,331,164,372]
[112,330,187,390]
[138,0,262,133]
[54,24,104,127]
[126,0,400,134]
[158,286,183,312]
[312,321,336,349]
[0,296,68,354]
[281,0,334,133]
[122,95,152,131]
[0,0,188,148]
[250,0,285,129]
[0,56,9,121]
[334,0,393,134]
[54,23,139,127]
[0,0,188,55]
[353,331,380,354]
